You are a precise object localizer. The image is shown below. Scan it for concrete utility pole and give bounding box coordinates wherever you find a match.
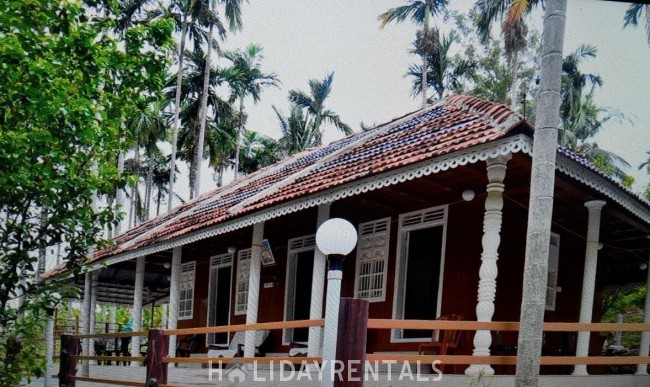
[515,1,567,386]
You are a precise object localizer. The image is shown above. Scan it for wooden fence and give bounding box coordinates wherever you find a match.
[57,316,650,386]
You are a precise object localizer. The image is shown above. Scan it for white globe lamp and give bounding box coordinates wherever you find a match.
[315,217,358,385]
[316,218,358,255]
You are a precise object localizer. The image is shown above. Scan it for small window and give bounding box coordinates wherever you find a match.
[354,218,391,302]
[234,249,252,316]
[178,261,196,320]
[546,233,561,311]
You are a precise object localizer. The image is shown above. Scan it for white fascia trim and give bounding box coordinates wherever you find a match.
[88,135,530,271]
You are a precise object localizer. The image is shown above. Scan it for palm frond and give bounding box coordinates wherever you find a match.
[221,0,244,32]
[623,3,644,27]
[288,90,317,112]
[475,0,511,42]
[320,110,353,135]
[379,2,425,28]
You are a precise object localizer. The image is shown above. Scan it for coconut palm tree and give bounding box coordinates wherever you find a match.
[124,97,168,223]
[113,0,161,232]
[624,3,650,47]
[560,87,631,182]
[133,99,167,220]
[222,44,280,177]
[207,112,238,186]
[274,105,316,156]
[167,0,214,210]
[516,1,566,386]
[379,0,449,107]
[560,44,602,125]
[406,29,476,101]
[169,49,237,193]
[150,154,181,216]
[288,72,352,146]
[193,0,244,198]
[238,131,280,175]
[475,0,541,107]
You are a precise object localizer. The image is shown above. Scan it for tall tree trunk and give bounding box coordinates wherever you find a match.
[515,1,566,386]
[193,17,215,198]
[144,156,154,220]
[115,150,125,236]
[421,9,431,107]
[218,164,224,187]
[509,50,520,109]
[37,208,47,281]
[131,146,141,227]
[168,22,188,212]
[156,189,162,216]
[233,97,244,179]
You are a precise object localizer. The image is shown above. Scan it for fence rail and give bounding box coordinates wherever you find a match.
[70,376,144,386]
[73,331,146,339]
[366,319,650,332]
[58,318,650,386]
[163,318,324,335]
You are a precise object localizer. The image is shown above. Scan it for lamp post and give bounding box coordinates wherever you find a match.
[315,218,358,386]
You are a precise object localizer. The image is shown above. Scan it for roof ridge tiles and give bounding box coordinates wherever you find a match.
[445,94,523,133]
[226,101,449,216]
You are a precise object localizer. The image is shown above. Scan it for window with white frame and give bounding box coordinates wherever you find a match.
[545,233,561,311]
[207,253,233,345]
[283,235,316,344]
[178,261,196,320]
[235,249,252,315]
[354,218,391,302]
[392,205,447,342]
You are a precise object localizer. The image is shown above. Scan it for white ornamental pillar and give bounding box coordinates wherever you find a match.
[168,247,182,357]
[636,252,650,375]
[131,256,145,366]
[466,154,511,377]
[573,200,606,376]
[244,222,265,359]
[308,203,331,357]
[44,311,55,386]
[81,272,92,377]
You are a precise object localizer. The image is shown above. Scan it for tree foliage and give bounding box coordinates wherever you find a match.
[448,10,539,108]
[287,72,352,147]
[0,0,172,383]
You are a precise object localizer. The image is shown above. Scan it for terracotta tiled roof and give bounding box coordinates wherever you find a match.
[43,95,527,278]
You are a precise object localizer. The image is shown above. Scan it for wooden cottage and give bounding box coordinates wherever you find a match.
[44,95,650,376]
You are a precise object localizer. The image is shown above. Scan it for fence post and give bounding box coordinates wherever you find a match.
[59,334,79,387]
[145,329,169,386]
[335,298,369,387]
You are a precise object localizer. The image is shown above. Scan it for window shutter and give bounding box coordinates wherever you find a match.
[178,261,196,320]
[545,233,560,311]
[354,218,391,302]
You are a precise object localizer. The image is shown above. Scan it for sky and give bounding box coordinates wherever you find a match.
[173,0,650,203]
